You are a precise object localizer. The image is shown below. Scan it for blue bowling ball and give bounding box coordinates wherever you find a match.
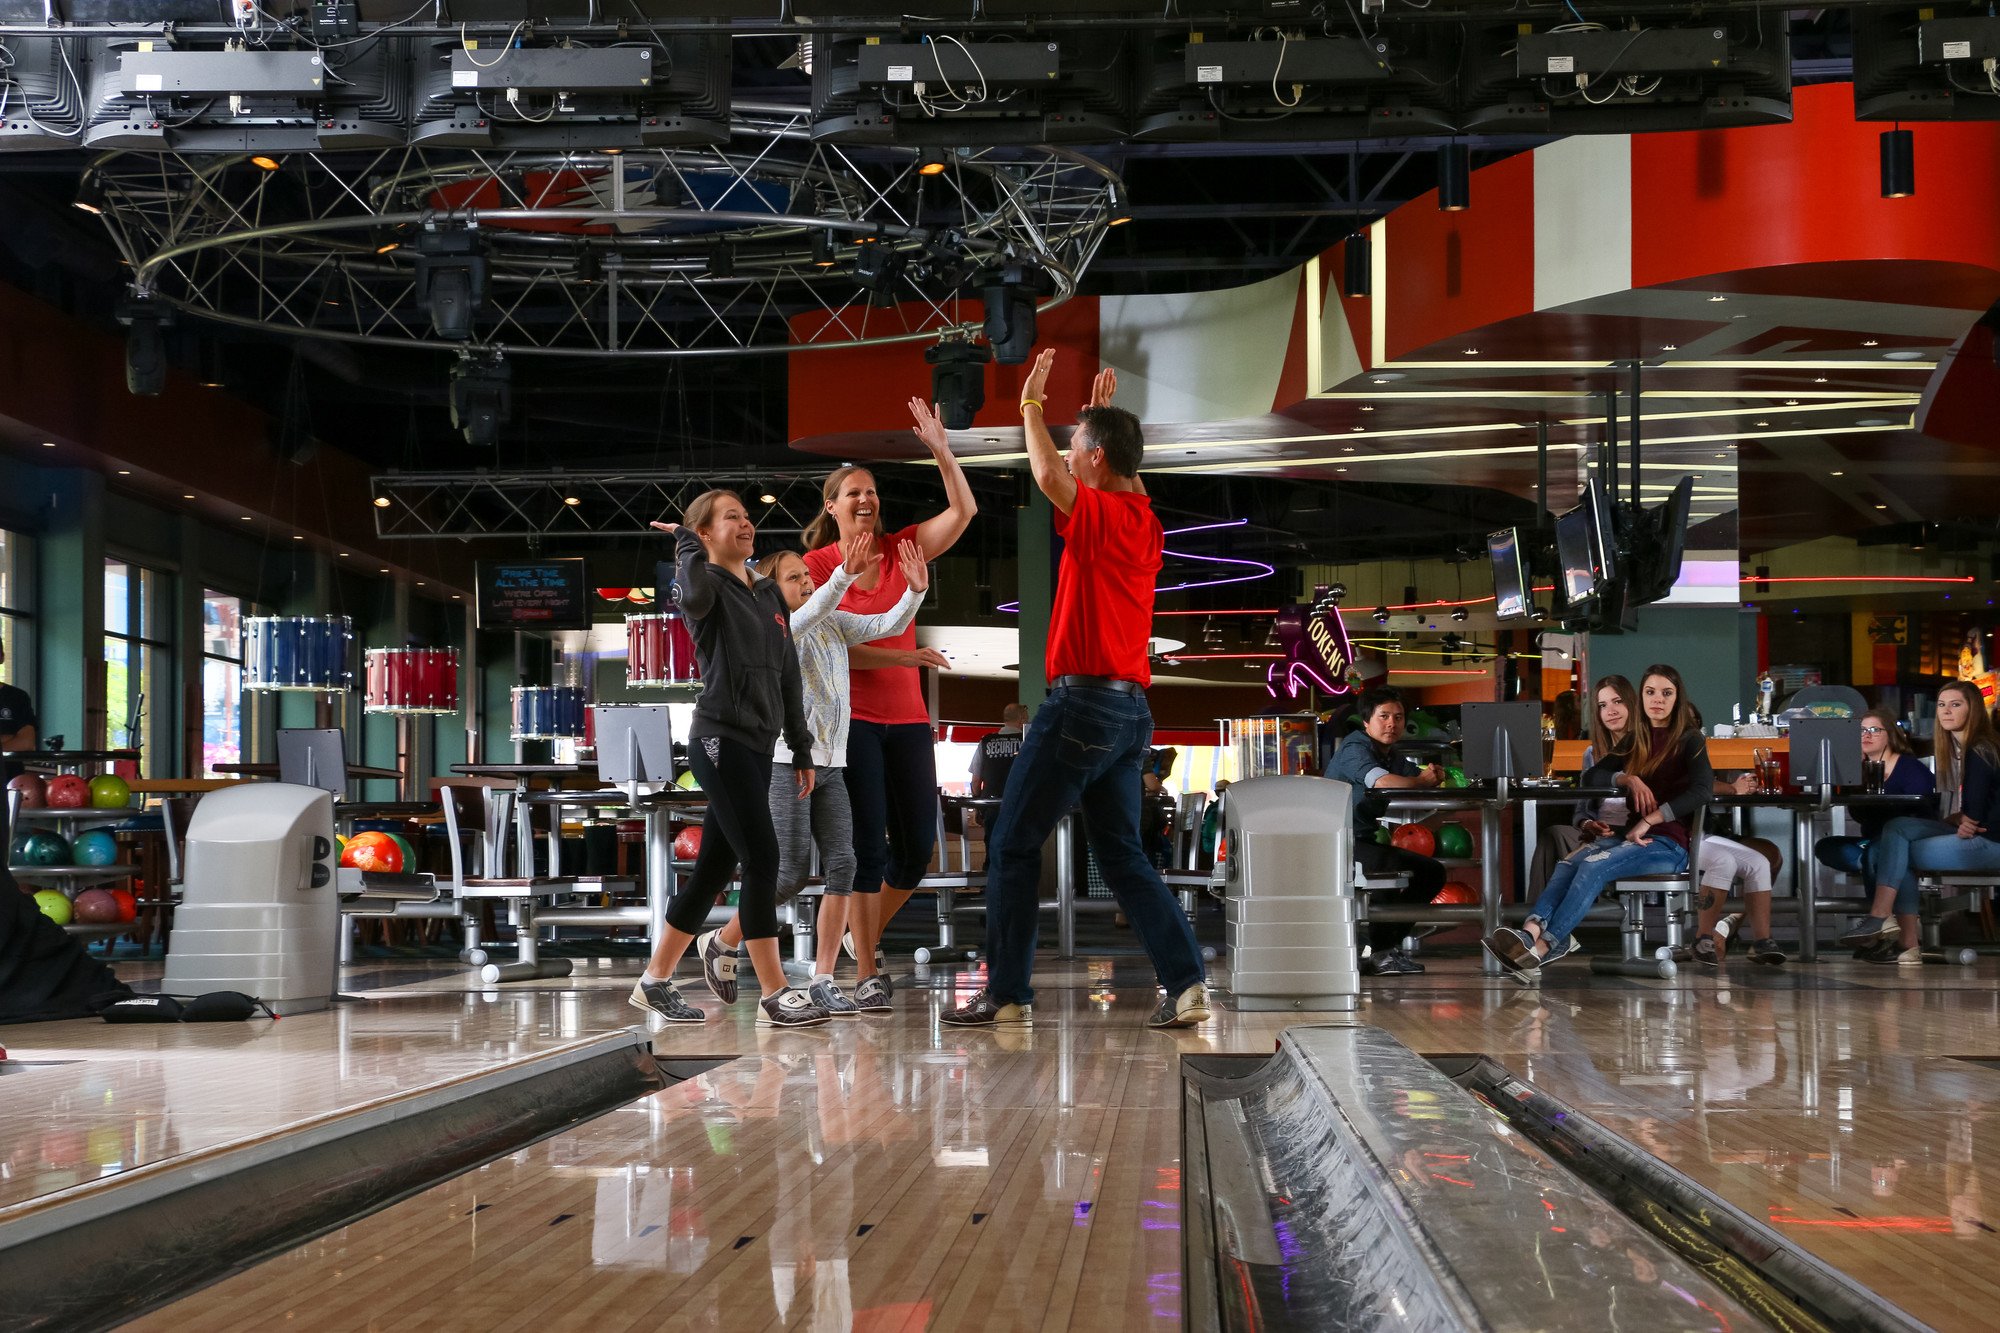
[72,829,120,867]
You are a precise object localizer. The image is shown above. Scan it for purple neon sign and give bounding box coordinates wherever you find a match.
[1266,601,1356,699]
[997,517,1274,613]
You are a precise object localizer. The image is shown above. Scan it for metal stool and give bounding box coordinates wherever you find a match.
[1910,873,1991,965]
[1589,814,1705,980]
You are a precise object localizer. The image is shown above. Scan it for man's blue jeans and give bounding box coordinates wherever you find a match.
[983,684,1206,1006]
[1527,836,1687,947]
[1873,815,2000,914]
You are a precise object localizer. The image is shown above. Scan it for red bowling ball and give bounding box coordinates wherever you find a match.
[45,775,90,809]
[7,774,44,808]
[1389,823,1436,858]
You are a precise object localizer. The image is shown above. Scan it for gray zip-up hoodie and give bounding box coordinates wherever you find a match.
[661,530,812,767]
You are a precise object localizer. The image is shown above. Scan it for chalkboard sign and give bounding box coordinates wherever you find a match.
[475,559,590,631]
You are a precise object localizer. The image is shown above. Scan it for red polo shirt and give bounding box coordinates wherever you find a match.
[1047,484,1160,686]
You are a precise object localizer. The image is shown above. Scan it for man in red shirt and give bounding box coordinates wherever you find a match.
[942,349,1210,1029]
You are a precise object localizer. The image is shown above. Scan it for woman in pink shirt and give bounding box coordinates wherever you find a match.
[799,402,976,1005]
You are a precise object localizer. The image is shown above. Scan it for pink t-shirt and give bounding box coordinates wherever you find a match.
[803,524,929,726]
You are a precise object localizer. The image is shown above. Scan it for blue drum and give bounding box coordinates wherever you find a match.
[511,686,588,740]
[245,616,353,692]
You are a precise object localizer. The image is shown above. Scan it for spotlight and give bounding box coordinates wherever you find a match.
[449,353,510,448]
[760,492,778,505]
[981,268,1038,366]
[1880,127,1915,200]
[573,247,602,285]
[1437,143,1471,213]
[1329,582,1348,602]
[854,238,905,307]
[925,338,991,431]
[373,496,392,508]
[706,243,735,279]
[1372,605,1390,625]
[414,226,489,341]
[249,155,281,172]
[1342,231,1371,298]
[117,295,171,397]
[73,173,106,216]
[1450,605,1469,622]
[917,146,950,177]
[1107,182,1131,227]
[810,228,836,268]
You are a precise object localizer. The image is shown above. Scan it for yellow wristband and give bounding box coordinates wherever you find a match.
[1020,399,1045,413]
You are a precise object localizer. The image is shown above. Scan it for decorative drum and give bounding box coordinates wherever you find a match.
[511,686,588,740]
[245,615,353,692]
[626,612,700,686]
[364,647,461,715]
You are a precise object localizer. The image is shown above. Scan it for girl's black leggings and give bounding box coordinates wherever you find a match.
[666,735,783,941]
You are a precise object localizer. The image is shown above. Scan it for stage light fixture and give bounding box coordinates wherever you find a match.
[811,228,836,267]
[1372,605,1390,624]
[1437,143,1471,212]
[1107,183,1131,227]
[449,353,511,448]
[117,296,171,397]
[925,338,992,431]
[573,247,602,285]
[854,238,905,307]
[1880,127,1915,199]
[414,227,490,342]
[917,147,950,176]
[249,155,281,172]
[981,269,1038,366]
[73,174,105,216]
[1342,231,1371,298]
[706,243,735,279]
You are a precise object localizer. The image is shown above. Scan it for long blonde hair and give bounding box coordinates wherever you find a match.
[801,466,879,551]
[1935,680,2000,789]
[1627,664,1701,782]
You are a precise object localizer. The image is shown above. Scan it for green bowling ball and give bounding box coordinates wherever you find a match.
[1373,826,1392,845]
[1444,766,1469,789]
[1435,823,1474,859]
[17,830,71,866]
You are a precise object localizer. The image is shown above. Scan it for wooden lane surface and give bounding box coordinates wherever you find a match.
[118,958,2000,1331]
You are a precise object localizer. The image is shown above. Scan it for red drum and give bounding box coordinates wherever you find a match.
[364,647,461,715]
[626,613,699,686]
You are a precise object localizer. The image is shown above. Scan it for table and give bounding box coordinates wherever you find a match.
[1383,788,1512,975]
[1713,788,1930,963]
[215,762,404,781]
[18,749,140,776]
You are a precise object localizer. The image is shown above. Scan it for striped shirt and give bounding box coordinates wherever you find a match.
[773,566,924,769]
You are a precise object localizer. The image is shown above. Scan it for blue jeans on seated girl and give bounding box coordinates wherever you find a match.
[1871,815,2000,914]
[1814,835,1871,880]
[1527,836,1688,947]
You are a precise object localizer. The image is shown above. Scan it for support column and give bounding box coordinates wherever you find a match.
[37,470,106,755]
[1016,487,1053,709]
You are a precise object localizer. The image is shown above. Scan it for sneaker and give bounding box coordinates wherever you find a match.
[1536,937,1580,969]
[757,989,831,1027]
[1854,938,1900,963]
[1363,949,1425,977]
[853,975,893,1014]
[842,932,888,971]
[1482,927,1532,968]
[629,978,705,1024]
[809,978,859,1018]
[1744,938,1786,966]
[940,988,1032,1026]
[1837,916,1897,948]
[1148,984,1211,1028]
[1866,946,1923,967]
[1692,935,1721,970]
[695,930,738,1005]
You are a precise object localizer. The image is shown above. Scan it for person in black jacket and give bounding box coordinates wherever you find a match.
[630,491,826,1029]
[1840,681,2000,962]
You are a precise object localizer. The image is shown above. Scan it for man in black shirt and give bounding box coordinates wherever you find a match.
[968,702,1028,799]
[0,639,37,783]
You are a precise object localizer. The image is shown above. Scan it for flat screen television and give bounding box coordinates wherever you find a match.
[1557,474,1620,612]
[475,559,591,632]
[1627,475,1694,606]
[1488,527,1532,621]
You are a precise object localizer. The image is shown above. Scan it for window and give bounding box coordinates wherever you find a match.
[0,530,30,700]
[104,559,173,776]
[202,591,246,777]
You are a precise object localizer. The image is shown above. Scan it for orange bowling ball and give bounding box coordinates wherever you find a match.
[1432,881,1480,905]
[1389,823,1436,858]
[341,831,404,874]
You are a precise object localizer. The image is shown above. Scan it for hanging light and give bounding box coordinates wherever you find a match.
[1880,127,1915,199]
[1437,143,1471,212]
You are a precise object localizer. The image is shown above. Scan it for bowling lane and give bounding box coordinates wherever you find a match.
[0,965,630,1214]
[123,955,2000,1332]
